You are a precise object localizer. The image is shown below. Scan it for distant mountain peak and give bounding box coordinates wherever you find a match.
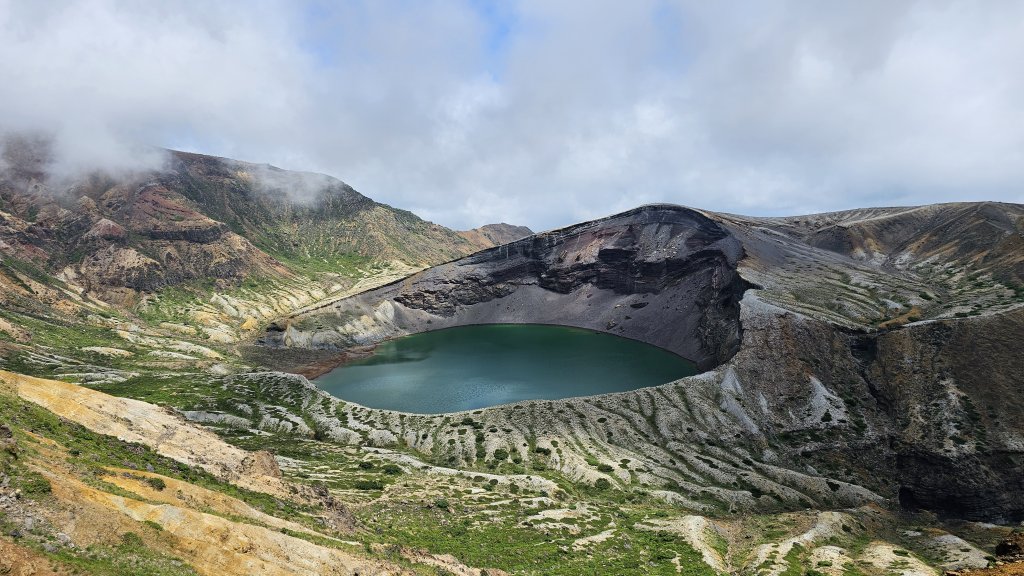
[458,223,533,248]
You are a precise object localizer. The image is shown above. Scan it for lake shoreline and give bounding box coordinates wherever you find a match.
[291,345,378,380]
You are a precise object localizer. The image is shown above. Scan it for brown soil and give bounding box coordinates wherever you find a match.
[6,391,410,576]
[958,562,1024,576]
[1,370,311,504]
[0,538,67,575]
[957,534,1024,576]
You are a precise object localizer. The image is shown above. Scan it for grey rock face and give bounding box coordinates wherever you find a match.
[869,310,1024,521]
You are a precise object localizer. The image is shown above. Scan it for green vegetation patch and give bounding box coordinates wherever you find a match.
[357,487,717,576]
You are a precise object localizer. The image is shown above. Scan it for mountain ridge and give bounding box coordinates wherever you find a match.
[0,145,521,300]
[1,143,1022,574]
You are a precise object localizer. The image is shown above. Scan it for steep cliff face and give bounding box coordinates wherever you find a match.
[867,308,1024,520]
[266,205,751,369]
[713,204,1024,522]
[713,203,1024,520]
[715,297,1024,522]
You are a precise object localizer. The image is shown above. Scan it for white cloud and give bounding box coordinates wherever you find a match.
[1,0,1022,230]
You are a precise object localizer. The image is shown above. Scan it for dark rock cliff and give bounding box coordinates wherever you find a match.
[867,308,1024,521]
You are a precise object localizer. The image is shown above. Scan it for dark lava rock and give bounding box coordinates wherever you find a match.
[997,532,1024,559]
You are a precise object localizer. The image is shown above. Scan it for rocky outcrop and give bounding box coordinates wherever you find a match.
[77,245,165,291]
[996,532,1024,560]
[81,218,126,242]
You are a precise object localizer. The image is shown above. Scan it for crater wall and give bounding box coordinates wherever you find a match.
[255,201,1024,522]
[264,205,751,370]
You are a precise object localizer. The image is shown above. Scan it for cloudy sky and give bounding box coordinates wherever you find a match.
[2,1,1023,231]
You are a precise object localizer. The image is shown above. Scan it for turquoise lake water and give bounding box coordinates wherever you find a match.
[314,324,697,414]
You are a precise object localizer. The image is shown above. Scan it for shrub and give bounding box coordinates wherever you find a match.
[382,464,402,475]
[594,478,611,490]
[492,448,509,461]
[120,532,145,549]
[144,476,167,491]
[354,480,384,490]
[597,463,614,473]
[358,461,374,470]
[17,471,51,496]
